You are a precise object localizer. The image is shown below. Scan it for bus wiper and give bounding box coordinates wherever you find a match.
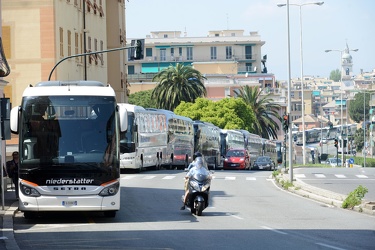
[73,163,109,172]
[27,167,44,172]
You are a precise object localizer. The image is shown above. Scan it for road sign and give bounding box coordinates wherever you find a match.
[349,158,354,164]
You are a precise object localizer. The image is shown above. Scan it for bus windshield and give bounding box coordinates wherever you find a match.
[20,95,119,171]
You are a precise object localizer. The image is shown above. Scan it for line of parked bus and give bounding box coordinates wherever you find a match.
[292,124,357,145]
[119,103,282,172]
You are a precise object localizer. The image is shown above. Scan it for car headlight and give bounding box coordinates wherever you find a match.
[99,182,120,197]
[239,158,245,162]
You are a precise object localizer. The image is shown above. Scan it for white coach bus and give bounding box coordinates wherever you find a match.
[10,81,127,218]
[119,104,168,172]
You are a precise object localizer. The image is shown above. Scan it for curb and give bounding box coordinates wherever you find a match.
[276,173,375,216]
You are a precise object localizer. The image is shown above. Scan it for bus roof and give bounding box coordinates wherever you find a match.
[146,108,193,122]
[118,103,145,112]
[22,81,115,97]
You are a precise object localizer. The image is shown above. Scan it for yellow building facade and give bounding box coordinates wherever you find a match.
[2,0,127,107]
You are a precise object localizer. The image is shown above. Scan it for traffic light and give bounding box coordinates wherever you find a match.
[334,139,338,148]
[283,114,289,132]
[130,39,144,60]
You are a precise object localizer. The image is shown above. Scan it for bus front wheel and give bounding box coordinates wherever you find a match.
[104,211,116,218]
[24,211,37,219]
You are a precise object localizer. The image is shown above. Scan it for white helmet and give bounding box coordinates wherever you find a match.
[195,157,204,169]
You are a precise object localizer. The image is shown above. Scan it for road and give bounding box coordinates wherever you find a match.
[294,167,375,202]
[12,170,375,250]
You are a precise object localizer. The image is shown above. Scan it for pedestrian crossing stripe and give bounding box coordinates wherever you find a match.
[123,176,136,179]
[121,174,371,180]
[246,177,257,181]
[315,174,326,178]
[356,175,368,178]
[335,174,346,178]
[162,176,176,180]
[143,176,156,179]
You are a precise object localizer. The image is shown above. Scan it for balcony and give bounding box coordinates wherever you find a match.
[139,53,259,63]
[127,73,157,82]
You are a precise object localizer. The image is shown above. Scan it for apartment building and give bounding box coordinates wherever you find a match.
[2,0,127,107]
[126,29,276,100]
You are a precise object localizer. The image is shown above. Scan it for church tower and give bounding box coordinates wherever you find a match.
[341,43,355,81]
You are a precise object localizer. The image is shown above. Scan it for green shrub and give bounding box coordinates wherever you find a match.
[342,185,368,209]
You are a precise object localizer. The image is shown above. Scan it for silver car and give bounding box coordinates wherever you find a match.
[326,157,342,167]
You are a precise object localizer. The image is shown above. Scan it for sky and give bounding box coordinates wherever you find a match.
[125,0,374,81]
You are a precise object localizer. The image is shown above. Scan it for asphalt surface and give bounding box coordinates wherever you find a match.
[0,169,374,250]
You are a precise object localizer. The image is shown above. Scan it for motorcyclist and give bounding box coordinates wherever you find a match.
[180,156,210,210]
[187,152,202,170]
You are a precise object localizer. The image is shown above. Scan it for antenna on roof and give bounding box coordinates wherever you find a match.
[226,13,229,30]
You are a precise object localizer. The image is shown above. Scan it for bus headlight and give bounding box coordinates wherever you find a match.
[20,183,41,197]
[99,182,119,197]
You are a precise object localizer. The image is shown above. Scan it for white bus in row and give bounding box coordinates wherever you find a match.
[193,120,221,169]
[119,104,168,172]
[146,108,194,170]
[119,104,195,171]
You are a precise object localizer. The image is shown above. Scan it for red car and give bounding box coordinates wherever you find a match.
[223,149,250,170]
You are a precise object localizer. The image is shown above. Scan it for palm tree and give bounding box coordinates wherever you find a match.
[151,63,207,111]
[233,86,281,139]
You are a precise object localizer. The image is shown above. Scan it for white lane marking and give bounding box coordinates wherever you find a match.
[315,174,326,178]
[226,213,243,220]
[356,175,368,178]
[335,174,346,178]
[295,174,306,178]
[316,242,346,250]
[225,177,236,180]
[17,223,90,232]
[261,226,288,235]
[246,177,256,180]
[162,176,176,180]
[122,176,136,179]
[143,176,156,179]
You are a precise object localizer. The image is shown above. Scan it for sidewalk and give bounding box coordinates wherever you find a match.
[0,183,20,250]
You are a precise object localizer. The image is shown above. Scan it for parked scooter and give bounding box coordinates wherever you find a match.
[182,157,212,216]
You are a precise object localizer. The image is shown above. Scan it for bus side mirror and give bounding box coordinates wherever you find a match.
[117,104,128,132]
[10,106,20,134]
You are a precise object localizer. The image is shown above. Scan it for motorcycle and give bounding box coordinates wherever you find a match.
[182,157,212,216]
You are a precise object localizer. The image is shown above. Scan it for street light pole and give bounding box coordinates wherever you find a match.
[277,0,293,181]
[298,4,307,165]
[364,92,366,167]
[325,47,358,167]
[278,2,324,165]
[286,1,293,182]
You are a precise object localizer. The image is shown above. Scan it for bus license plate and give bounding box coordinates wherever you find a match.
[62,201,77,206]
